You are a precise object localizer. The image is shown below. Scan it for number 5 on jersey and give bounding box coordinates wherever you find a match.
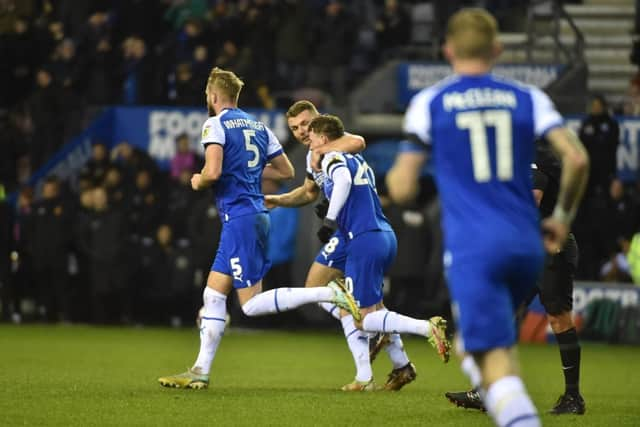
[243,129,260,168]
[231,257,243,281]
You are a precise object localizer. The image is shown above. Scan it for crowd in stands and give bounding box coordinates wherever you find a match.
[575,96,640,282]
[0,138,300,325]
[0,0,530,174]
[1,0,640,325]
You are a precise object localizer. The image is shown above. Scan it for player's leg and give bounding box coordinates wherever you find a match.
[472,347,541,427]
[309,232,396,373]
[158,279,231,389]
[368,300,416,391]
[547,310,584,414]
[307,263,342,319]
[158,236,236,389]
[159,214,263,389]
[336,307,375,391]
[444,276,545,410]
[448,253,542,427]
[307,233,347,319]
[238,278,357,317]
[539,234,585,414]
[444,340,486,410]
[353,232,450,362]
[308,237,395,389]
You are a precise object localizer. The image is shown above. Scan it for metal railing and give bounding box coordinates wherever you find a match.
[525,0,585,64]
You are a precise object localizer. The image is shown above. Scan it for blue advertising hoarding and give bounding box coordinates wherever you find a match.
[25,106,289,188]
[24,107,640,190]
[397,62,565,108]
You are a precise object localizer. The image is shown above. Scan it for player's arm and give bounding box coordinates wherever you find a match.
[262,126,295,181]
[543,127,589,251]
[387,89,432,205]
[314,133,365,155]
[317,154,351,243]
[531,87,589,252]
[386,147,427,205]
[192,143,222,190]
[265,177,319,209]
[263,152,295,181]
[311,133,365,170]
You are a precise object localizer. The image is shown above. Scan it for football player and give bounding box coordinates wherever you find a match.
[158,68,359,389]
[266,101,419,390]
[386,9,589,427]
[305,114,451,391]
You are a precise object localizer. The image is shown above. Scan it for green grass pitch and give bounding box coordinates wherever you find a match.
[1,324,639,426]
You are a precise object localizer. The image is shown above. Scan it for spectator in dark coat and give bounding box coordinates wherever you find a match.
[375,0,411,58]
[30,176,71,321]
[119,36,158,105]
[133,224,195,325]
[83,142,111,185]
[2,17,40,108]
[167,170,197,238]
[83,37,118,105]
[574,95,621,279]
[307,1,357,102]
[578,95,620,199]
[173,63,202,106]
[48,38,83,91]
[187,191,222,285]
[128,168,163,239]
[27,68,67,168]
[103,165,127,207]
[0,109,30,193]
[605,179,640,254]
[110,141,157,193]
[70,188,95,322]
[274,0,310,90]
[77,186,128,324]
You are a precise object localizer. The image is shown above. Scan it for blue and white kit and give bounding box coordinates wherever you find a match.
[201,108,284,288]
[320,151,395,308]
[306,150,348,272]
[404,74,564,352]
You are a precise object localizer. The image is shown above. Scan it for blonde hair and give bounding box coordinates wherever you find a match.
[207,67,244,103]
[446,8,498,61]
[286,100,319,118]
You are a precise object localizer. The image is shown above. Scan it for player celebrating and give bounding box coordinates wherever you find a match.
[386,9,589,427]
[304,114,451,391]
[158,68,359,389]
[445,141,586,414]
[266,101,417,391]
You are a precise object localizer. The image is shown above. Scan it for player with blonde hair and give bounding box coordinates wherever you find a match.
[387,8,589,427]
[158,68,359,389]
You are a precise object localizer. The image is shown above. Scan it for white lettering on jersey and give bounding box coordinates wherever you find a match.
[443,88,517,111]
[222,118,265,131]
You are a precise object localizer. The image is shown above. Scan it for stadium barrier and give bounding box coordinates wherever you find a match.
[520,282,640,344]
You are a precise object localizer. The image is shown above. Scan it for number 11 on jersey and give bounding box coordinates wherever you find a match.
[456,109,513,183]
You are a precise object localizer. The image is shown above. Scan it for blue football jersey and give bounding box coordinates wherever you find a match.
[403,74,564,258]
[200,108,283,219]
[321,152,392,239]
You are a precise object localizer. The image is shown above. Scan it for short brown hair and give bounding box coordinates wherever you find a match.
[446,8,498,60]
[207,67,244,103]
[286,100,319,118]
[308,114,344,141]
